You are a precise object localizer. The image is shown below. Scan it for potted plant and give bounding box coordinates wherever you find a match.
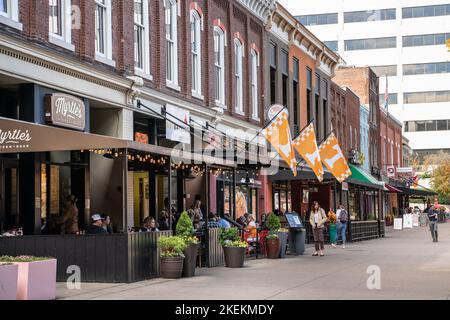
[159,236,187,279]
[176,211,200,277]
[219,227,247,268]
[328,211,337,246]
[0,262,18,300]
[266,213,281,259]
[0,255,56,300]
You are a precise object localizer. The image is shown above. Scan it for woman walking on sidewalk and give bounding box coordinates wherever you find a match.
[309,201,328,256]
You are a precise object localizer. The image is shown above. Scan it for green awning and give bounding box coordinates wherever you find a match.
[346,164,386,190]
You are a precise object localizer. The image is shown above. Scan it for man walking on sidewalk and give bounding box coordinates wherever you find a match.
[336,205,349,249]
[427,206,439,243]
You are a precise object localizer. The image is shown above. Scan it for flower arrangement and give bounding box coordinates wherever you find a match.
[266,233,280,240]
[219,227,247,248]
[328,211,337,224]
[0,255,53,263]
[159,236,187,258]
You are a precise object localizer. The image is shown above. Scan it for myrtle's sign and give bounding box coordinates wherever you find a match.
[45,93,85,131]
[0,129,32,150]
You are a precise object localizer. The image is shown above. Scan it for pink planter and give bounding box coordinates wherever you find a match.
[0,263,19,300]
[16,259,57,300]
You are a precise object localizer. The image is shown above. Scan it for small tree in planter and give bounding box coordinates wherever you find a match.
[219,227,247,268]
[159,236,187,279]
[176,211,200,277]
[0,255,56,300]
[0,262,18,300]
[266,213,281,259]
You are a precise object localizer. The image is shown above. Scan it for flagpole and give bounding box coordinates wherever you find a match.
[292,118,316,141]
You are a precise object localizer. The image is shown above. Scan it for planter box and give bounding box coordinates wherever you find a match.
[0,264,18,300]
[160,256,184,279]
[223,247,245,268]
[16,259,57,300]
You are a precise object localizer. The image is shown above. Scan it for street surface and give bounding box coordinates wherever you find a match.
[57,223,450,300]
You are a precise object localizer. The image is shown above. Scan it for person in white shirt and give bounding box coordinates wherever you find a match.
[309,201,328,256]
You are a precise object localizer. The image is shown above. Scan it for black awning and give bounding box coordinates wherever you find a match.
[268,165,335,182]
[398,187,437,197]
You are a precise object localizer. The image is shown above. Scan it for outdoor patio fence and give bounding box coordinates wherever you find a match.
[0,231,172,283]
[207,228,224,267]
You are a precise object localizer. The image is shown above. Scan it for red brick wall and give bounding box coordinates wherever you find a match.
[5,0,266,126]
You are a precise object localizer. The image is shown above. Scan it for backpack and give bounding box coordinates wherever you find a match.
[339,210,349,223]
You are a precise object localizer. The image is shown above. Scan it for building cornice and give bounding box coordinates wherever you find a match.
[237,0,277,23]
[270,2,342,76]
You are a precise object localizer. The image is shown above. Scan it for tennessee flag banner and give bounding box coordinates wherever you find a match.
[262,109,297,176]
[319,133,351,183]
[293,123,324,182]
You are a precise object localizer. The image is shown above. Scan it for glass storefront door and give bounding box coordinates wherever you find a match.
[0,158,19,232]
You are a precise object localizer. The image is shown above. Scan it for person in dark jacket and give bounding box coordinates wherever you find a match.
[427,206,439,242]
[101,214,114,234]
[85,214,108,234]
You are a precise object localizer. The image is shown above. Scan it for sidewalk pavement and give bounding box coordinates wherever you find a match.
[57,222,450,300]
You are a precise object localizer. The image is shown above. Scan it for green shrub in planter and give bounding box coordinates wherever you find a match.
[159,236,187,258]
[159,236,187,279]
[266,213,281,233]
[175,211,200,277]
[219,227,247,268]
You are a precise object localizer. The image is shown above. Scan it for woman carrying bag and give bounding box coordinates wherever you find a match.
[309,201,328,257]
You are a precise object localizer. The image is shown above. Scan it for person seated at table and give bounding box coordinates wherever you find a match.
[158,211,170,231]
[85,214,108,234]
[245,215,258,243]
[217,214,231,229]
[101,214,114,234]
[201,212,220,234]
[143,217,159,232]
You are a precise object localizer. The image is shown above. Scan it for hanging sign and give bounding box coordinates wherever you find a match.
[166,104,191,144]
[45,93,86,131]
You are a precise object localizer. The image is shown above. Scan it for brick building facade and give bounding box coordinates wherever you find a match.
[333,66,382,178]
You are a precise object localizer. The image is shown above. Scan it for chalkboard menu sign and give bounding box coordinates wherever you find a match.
[285,213,303,229]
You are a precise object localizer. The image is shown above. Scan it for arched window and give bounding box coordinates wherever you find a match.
[251,49,259,119]
[165,0,179,88]
[191,10,202,96]
[214,27,225,107]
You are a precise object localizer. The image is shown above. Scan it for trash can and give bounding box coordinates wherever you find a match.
[329,224,337,244]
[288,228,306,255]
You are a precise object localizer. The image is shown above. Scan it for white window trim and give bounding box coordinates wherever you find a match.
[234,39,244,114]
[95,0,115,67]
[0,0,22,31]
[251,49,260,121]
[134,0,152,79]
[214,26,226,109]
[165,0,179,90]
[190,9,202,98]
[49,0,75,51]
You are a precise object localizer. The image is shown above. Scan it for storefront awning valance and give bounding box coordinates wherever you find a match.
[397,186,437,197]
[0,117,236,166]
[346,164,386,190]
[385,184,402,193]
[0,117,129,153]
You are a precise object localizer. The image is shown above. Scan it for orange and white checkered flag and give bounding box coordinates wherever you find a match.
[293,123,324,182]
[262,108,297,176]
[319,133,352,183]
